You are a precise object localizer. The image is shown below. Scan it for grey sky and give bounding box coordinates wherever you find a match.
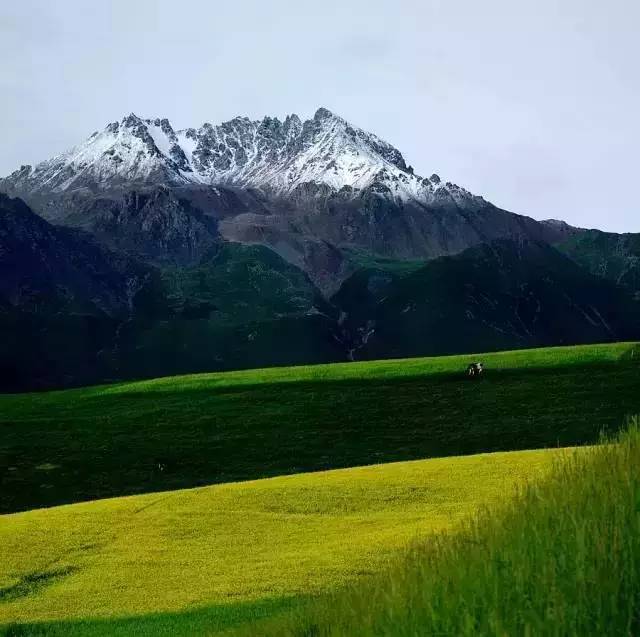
[1,0,638,232]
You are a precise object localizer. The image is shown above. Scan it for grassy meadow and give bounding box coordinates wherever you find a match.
[1,447,563,635]
[1,342,638,635]
[1,342,639,513]
[245,421,640,637]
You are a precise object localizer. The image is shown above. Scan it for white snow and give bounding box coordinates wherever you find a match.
[9,110,478,207]
[146,123,174,158]
[175,130,197,165]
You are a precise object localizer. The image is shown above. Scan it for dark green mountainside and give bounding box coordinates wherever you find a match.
[109,242,343,380]
[557,230,640,298]
[0,195,343,389]
[0,194,147,390]
[1,193,639,391]
[338,239,640,360]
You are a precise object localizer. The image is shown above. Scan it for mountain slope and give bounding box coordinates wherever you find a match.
[0,194,151,390]
[0,195,342,390]
[333,239,640,360]
[110,242,342,380]
[0,193,144,314]
[556,229,640,298]
[0,196,638,391]
[91,238,640,385]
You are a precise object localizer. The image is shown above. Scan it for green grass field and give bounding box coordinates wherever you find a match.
[0,446,564,635]
[1,342,639,513]
[246,421,640,637]
[1,342,638,635]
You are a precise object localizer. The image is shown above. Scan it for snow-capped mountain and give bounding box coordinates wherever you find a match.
[1,107,573,296]
[3,107,639,391]
[3,108,474,205]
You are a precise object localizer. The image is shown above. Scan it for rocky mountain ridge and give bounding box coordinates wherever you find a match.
[3,108,474,204]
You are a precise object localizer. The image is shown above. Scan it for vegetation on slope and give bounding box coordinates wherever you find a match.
[3,196,640,393]
[1,342,639,513]
[111,242,341,380]
[558,229,640,298]
[236,420,640,637]
[341,240,640,360]
[0,447,561,635]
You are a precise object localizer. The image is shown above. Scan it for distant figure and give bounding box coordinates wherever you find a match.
[467,362,484,378]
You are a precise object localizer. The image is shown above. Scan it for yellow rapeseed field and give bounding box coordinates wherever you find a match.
[0,447,567,628]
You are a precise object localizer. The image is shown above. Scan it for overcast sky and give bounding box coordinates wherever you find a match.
[1,0,638,231]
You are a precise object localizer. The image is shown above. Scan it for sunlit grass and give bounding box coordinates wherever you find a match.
[246,420,640,637]
[88,341,640,394]
[1,343,638,635]
[0,447,563,632]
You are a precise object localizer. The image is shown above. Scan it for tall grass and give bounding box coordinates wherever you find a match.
[245,418,640,636]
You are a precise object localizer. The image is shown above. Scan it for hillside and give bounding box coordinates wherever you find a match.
[239,423,640,637]
[1,342,638,513]
[0,194,148,391]
[0,446,565,635]
[557,229,640,297]
[2,195,639,391]
[103,238,640,382]
[0,195,341,390]
[334,239,640,359]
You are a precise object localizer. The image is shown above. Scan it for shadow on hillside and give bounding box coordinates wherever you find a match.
[1,361,638,514]
[0,597,295,637]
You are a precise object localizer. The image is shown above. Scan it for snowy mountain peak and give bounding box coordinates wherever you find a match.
[313,106,337,121]
[2,109,477,205]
